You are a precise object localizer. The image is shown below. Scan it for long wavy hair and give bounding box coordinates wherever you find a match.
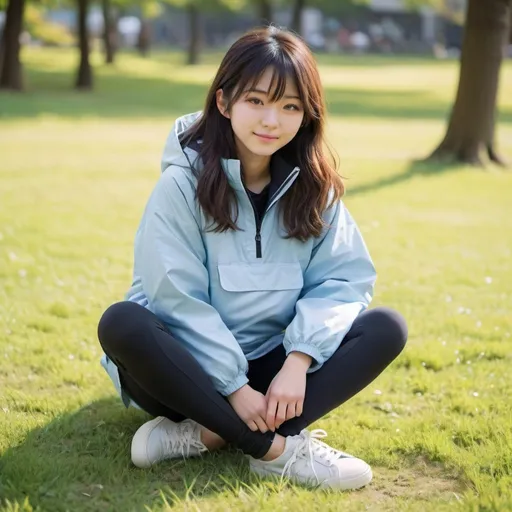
[180,26,344,242]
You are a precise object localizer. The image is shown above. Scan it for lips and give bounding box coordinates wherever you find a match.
[254,133,279,140]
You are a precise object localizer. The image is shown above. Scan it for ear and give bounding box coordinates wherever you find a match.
[216,89,230,119]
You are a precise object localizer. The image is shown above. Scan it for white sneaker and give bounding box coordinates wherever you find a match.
[131,417,208,468]
[248,429,372,490]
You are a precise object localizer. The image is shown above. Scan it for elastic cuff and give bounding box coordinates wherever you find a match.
[245,430,275,459]
[218,373,249,396]
[285,343,323,372]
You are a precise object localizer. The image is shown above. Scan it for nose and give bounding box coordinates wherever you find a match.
[261,106,279,128]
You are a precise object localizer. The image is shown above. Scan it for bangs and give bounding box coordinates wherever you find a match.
[229,51,306,106]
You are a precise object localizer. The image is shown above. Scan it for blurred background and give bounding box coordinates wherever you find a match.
[1,0,510,165]
[0,0,500,73]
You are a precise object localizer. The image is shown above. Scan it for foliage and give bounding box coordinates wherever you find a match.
[403,0,466,23]
[161,0,248,13]
[285,0,465,23]
[140,0,165,19]
[24,4,75,47]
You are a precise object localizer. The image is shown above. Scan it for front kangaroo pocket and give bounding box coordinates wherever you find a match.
[212,262,304,335]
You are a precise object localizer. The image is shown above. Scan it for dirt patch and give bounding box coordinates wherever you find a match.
[354,457,468,510]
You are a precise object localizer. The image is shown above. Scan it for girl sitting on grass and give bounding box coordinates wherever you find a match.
[97,26,407,491]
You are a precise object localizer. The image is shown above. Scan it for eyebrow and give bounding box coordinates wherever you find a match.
[245,87,301,100]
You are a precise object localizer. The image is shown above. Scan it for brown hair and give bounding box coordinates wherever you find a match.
[180,26,344,242]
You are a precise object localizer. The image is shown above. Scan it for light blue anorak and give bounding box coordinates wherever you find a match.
[101,112,376,406]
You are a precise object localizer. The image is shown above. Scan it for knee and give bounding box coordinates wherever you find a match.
[97,301,144,353]
[365,307,408,357]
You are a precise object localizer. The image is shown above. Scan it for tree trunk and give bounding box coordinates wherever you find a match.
[0,16,6,73]
[426,0,511,166]
[257,0,272,26]
[75,0,93,89]
[186,3,200,65]
[291,0,305,36]
[101,0,116,65]
[137,18,151,57]
[0,0,25,91]
[509,4,512,43]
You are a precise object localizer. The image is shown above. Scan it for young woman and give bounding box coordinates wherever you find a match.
[97,26,407,491]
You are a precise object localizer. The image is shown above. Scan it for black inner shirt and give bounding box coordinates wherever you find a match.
[246,183,270,222]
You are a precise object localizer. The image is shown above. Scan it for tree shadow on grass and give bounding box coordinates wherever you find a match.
[2,62,511,123]
[0,395,470,511]
[0,67,209,120]
[0,396,470,511]
[0,398,250,511]
[326,88,509,123]
[345,159,469,197]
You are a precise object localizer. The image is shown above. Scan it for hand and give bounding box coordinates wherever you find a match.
[265,352,311,432]
[227,384,270,433]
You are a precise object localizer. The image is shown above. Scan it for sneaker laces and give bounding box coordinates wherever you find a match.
[164,420,207,457]
[282,429,347,485]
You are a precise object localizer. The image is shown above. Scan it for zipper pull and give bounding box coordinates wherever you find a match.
[255,232,262,258]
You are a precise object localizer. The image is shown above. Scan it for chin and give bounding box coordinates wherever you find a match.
[253,148,278,157]
[247,143,283,157]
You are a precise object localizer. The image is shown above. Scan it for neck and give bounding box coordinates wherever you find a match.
[242,156,271,187]
[235,138,271,192]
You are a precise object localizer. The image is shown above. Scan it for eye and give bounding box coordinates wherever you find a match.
[284,104,301,111]
[247,97,263,105]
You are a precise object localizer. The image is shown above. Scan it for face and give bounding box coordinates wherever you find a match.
[216,67,305,161]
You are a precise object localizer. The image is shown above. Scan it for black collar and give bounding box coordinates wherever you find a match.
[268,151,297,201]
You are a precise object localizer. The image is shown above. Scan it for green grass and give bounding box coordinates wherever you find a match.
[0,48,511,511]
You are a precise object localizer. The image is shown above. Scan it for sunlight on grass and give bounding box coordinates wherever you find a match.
[0,49,511,511]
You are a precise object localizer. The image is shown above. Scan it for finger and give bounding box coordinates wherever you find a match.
[285,402,296,421]
[275,402,288,429]
[266,398,278,432]
[255,416,269,433]
[247,420,258,432]
[296,401,304,417]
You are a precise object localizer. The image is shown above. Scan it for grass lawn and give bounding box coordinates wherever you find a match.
[0,48,511,511]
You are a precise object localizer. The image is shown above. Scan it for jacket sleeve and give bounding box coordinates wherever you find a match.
[283,199,376,372]
[136,169,249,395]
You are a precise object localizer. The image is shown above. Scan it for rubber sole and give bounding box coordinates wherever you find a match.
[250,463,373,491]
[319,466,373,490]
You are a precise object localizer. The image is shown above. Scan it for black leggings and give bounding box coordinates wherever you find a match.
[97,301,407,459]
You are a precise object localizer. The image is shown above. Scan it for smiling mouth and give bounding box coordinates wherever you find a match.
[254,133,279,140]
